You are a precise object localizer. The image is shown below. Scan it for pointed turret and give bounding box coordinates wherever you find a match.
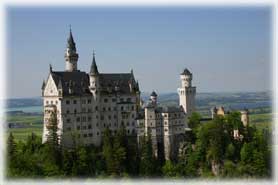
[65,26,79,72]
[67,26,76,52]
[90,51,99,75]
[41,79,46,90]
[49,64,52,73]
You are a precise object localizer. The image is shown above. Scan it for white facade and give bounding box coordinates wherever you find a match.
[42,30,196,160]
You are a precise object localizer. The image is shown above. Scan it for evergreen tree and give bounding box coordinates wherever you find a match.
[45,109,62,168]
[139,134,156,176]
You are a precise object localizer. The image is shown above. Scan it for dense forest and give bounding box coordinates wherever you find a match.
[7,111,271,178]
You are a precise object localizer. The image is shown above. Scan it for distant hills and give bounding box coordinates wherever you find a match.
[5,92,271,115]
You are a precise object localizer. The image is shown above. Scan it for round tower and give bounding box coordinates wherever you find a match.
[150,91,158,106]
[177,68,196,116]
[240,109,249,127]
[64,27,79,72]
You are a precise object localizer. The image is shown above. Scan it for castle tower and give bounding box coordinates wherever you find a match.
[177,68,196,117]
[64,27,79,71]
[144,102,158,157]
[89,51,99,100]
[240,109,249,127]
[150,91,158,106]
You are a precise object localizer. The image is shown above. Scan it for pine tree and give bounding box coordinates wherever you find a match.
[139,134,156,176]
[45,109,62,168]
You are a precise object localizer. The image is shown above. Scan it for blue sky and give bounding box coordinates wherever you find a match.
[7,6,272,98]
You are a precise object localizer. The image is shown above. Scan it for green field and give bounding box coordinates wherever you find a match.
[6,114,43,141]
[249,113,272,130]
[7,126,43,142]
[6,111,272,142]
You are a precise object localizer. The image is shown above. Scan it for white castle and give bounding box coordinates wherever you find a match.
[41,29,196,160]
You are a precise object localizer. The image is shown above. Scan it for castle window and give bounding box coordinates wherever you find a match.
[81,99,86,104]
[82,117,86,121]
[88,108,92,112]
[112,98,116,102]
[96,115,98,119]
[127,98,131,102]
[51,101,53,104]
[95,106,98,111]
[131,106,134,111]
[83,134,87,138]
[114,115,117,119]
[87,99,91,104]
[73,100,77,104]
[66,110,70,114]
[132,122,135,126]
[127,122,129,126]
[121,106,124,111]
[82,126,86,130]
[56,101,58,105]
[121,121,124,126]
[67,127,71,131]
[103,107,106,111]
[120,98,124,102]
[96,123,99,127]
[131,114,134,118]
[114,107,117,111]
[66,118,71,123]
[46,101,49,105]
[114,123,117,126]
[88,124,92,129]
[127,129,130,134]
[77,126,80,130]
[164,121,168,125]
[88,116,92,121]
[66,100,70,104]
[132,129,135,134]
[89,133,93,137]
[76,117,80,122]
[108,115,111,120]
[97,132,99,136]
[74,109,77,114]
[104,98,108,103]
[100,116,104,120]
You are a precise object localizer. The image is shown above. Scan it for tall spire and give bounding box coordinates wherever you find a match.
[67,25,76,52]
[90,50,99,75]
[65,25,79,71]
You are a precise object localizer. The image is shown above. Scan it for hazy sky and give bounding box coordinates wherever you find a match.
[7,6,272,98]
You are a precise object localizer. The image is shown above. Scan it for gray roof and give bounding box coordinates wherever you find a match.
[50,71,139,96]
[181,68,192,75]
[156,106,184,113]
[150,91,157,97]
[98,73,139,95]
[51,71,91,96]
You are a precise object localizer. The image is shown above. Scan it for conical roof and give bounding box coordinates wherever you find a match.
[90,52,99,75]
[67,28,76,51]
[181,68,192,75]
[150,91,157,97]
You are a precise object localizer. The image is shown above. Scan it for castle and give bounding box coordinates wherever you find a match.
[41,29,195,160]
